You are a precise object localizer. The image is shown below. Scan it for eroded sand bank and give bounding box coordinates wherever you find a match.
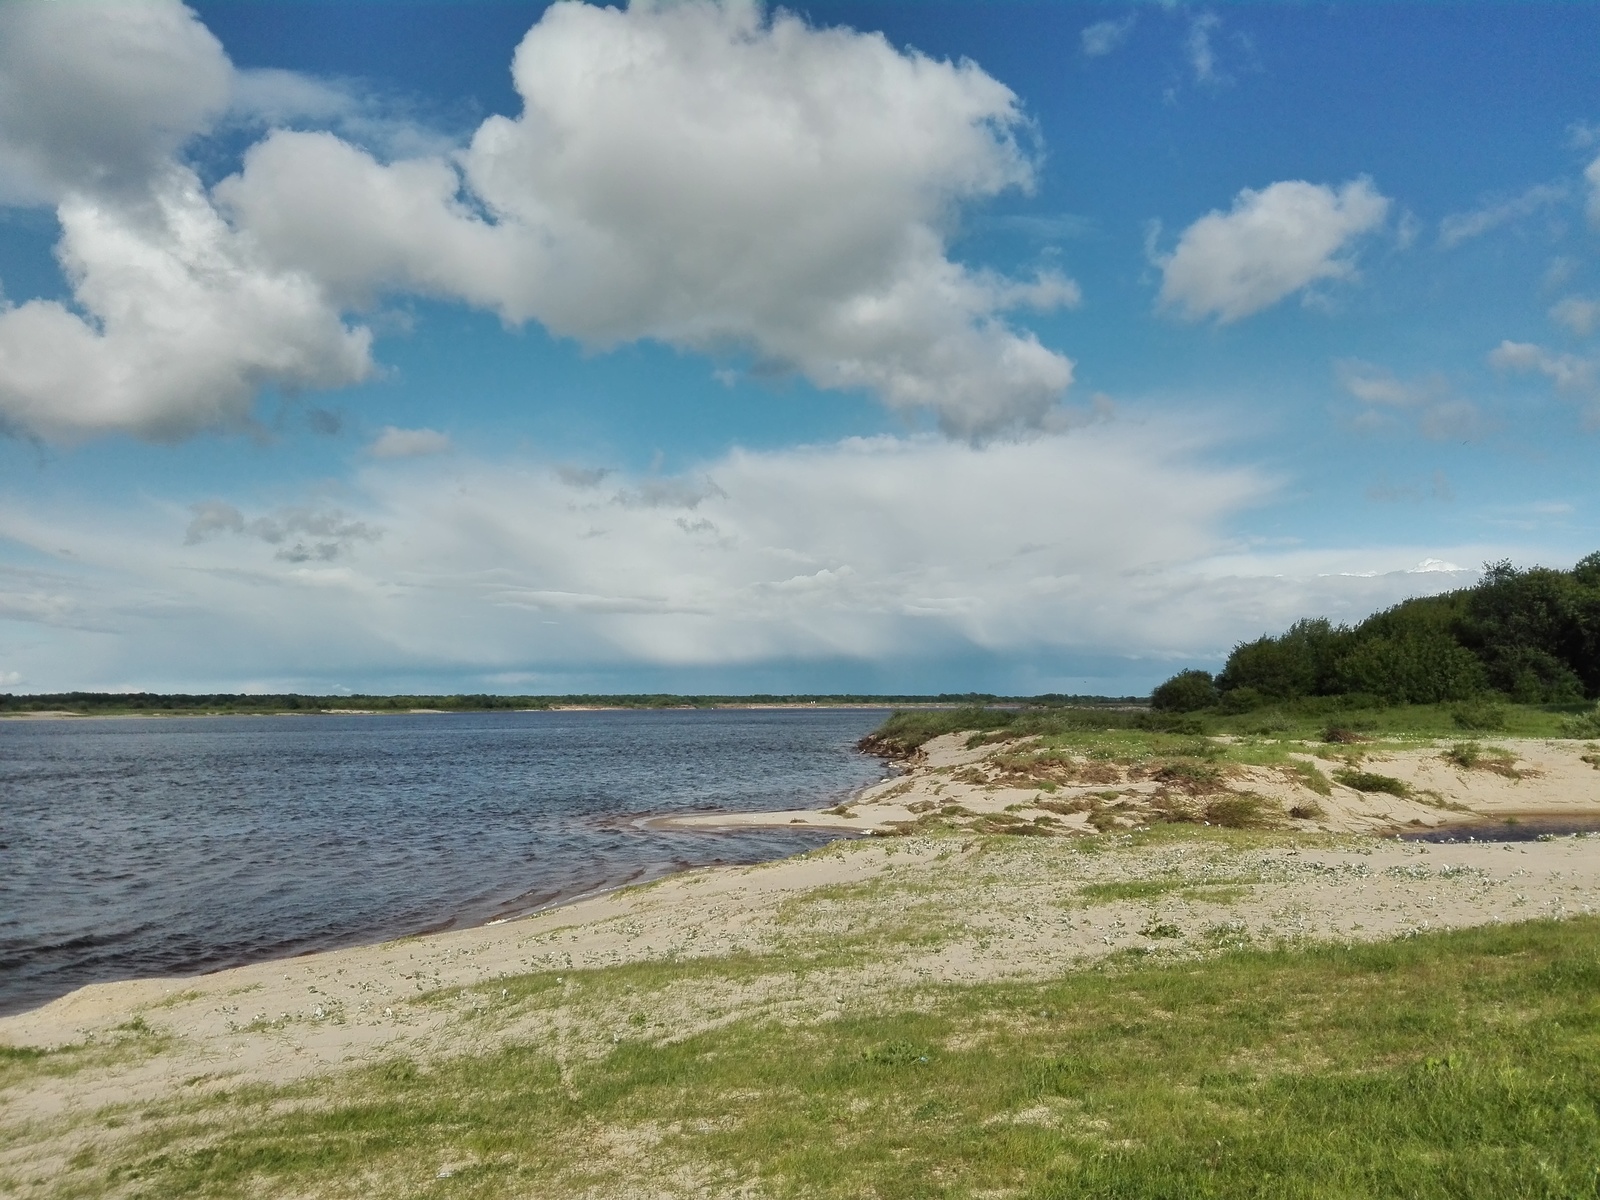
[660,731,1600,837]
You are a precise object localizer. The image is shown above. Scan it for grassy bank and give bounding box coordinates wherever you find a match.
[862,699,1591,759]
[12,915,1600,1198]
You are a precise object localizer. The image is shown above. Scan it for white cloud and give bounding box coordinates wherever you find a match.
[0,669,21,687]
[1551,295,1600,337]
[0,1,373,442]
[369,426,452,459]
[0,167,372,442]
[1489,340,1600,426]
[0,1,230,203]
[1437,182,1567,248]
[1156,179,1390,323]
[0,424,1276,684]
[1336,360,1489,442]
[0,423,1542,691]
[1186,13,1224,85]
[1081,14,1135,57]
[216,0,1076,438]
[0,0,1078,443]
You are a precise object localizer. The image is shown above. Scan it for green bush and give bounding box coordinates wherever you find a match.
[1559,705,1600,739]
[1150,669,1218,712]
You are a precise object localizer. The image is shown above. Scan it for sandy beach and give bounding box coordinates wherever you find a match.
[4,727,1600,1189]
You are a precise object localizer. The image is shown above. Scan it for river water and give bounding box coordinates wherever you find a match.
[0,708,889,1016]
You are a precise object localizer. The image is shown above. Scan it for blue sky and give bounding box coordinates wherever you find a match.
[1,1,1598,695]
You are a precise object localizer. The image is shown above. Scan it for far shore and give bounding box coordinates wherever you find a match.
[0,702,935,721]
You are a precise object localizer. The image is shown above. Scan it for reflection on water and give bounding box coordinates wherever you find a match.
[1400,818,1600,844]
[0,708,889,1016]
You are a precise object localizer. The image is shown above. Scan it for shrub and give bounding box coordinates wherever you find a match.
[1451,698,1508,731]
[1559,705,1600,739]
[1151,669,1218,712]
[1203,794,1276,828]
[1217,687,1267,714]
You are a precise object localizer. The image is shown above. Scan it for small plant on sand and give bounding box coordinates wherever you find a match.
[1442,742,1522,778]
[1332,768,1411,798]
[1203,793,1277,828]
[1284,761,1332,796]
[1288,801,1326,820]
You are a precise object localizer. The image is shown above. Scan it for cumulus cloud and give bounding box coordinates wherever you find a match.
[0,1,229,203]
[0,2,373,442]
[1587,154,1600,227]
[0,169,372,442]
[1081,14,1135,57]
[216,0,1076,438]
[0,0,1078,443]
[1156,179,1390,323]
[369,426,452,459]
[1437,182,1567,248]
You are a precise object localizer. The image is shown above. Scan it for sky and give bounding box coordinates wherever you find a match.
[1,1,1599,697]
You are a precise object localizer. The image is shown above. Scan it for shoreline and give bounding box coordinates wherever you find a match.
[6,821,1600,1120]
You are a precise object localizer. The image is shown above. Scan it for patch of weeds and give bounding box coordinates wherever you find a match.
[1139,921,1182,940]
[149,989,204,1010]
[1182,885,1253,905]
[1076,878,1184,905]
[1147,759,1227,794]
[1442,742,1523,778]
[1203,793,1279,829]
[1288,801,1326,820]
[862,1040,932,1067]
[1333,768,1411,798]
[1284,760,1332,796]
[1322,725,1368,745]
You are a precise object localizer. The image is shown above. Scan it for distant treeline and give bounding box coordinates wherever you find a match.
[0,691,1144,716]
[1153,553,1600,712]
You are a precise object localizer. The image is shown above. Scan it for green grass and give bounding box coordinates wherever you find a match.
[865,701,1581,758]
[25,918,1600,1199]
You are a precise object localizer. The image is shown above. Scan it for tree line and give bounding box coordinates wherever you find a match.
[1153,553,1600,712]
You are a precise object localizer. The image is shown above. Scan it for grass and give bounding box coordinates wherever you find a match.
[864,701,1582,758]
[27,917,1600,1199]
